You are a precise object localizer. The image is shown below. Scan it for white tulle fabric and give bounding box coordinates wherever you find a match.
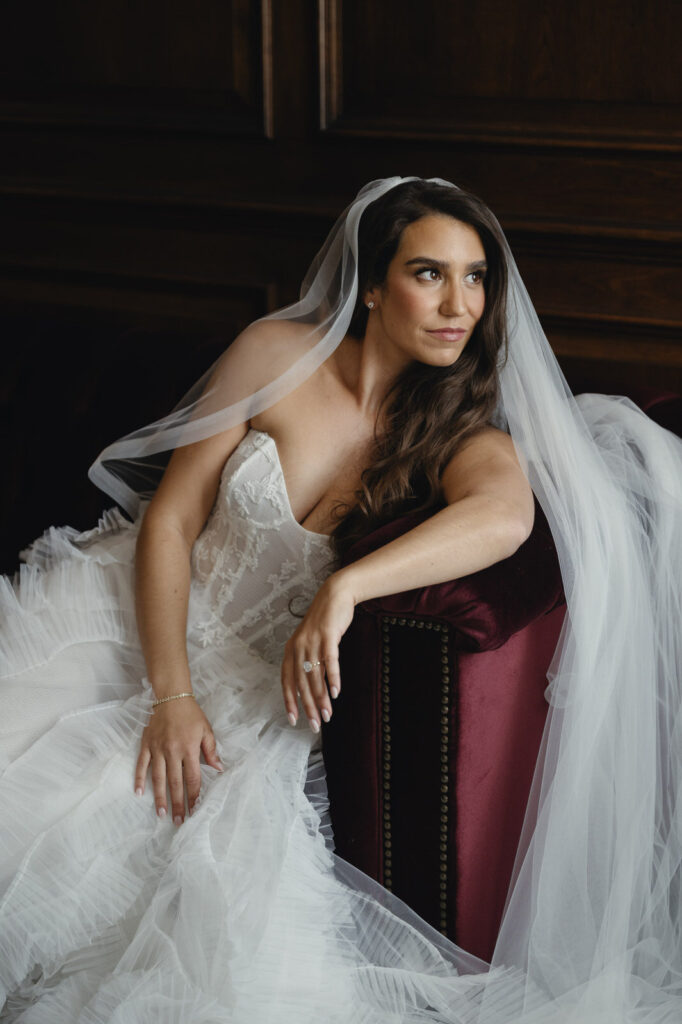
[492,283,682,1020]
[2,176,682,1021]
[2,430,496,1022]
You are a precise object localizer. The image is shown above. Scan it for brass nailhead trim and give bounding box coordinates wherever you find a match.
[380,616,453,925]
[439,627,451,935]
[381,619,393,891]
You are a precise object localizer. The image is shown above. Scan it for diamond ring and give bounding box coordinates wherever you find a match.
[302,660,323,673]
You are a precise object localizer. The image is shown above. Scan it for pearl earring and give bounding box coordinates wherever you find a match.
[367,300,375,309]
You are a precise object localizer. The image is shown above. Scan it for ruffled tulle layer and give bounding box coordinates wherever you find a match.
[0,514,519,1023]
[0,509,140,681]
[3,482,681,1021]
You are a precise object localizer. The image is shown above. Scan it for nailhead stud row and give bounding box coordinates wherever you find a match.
[439,628,451,935]
[384,616,444,631]
[381,616,393,891]
[381,616,451,934]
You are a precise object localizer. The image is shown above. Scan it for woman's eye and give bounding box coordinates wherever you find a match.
[416,267,441,281]
[466,270,486,284]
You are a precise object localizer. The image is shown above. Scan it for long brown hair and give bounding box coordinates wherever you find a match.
[332,180,509,559]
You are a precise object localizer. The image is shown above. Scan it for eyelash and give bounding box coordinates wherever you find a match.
[415,267,486,284]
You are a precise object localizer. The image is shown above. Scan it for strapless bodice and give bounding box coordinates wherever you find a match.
[188,430,335,664]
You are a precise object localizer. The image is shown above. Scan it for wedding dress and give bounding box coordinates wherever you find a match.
[0,428,511,1023]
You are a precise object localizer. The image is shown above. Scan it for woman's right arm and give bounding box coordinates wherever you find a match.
[133,423,249,825]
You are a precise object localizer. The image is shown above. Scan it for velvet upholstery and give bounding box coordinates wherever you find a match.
[322,497,566,960]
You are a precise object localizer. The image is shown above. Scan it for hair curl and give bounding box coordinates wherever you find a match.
[331,180,509,560]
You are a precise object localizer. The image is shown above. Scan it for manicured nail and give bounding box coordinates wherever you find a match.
[173,815,183,827]
[309,718,320,734]
[135,787,143,797]
[321,708,331,723]
[157,807,167,819]
[330,686,339,699]
[288,712,297,727]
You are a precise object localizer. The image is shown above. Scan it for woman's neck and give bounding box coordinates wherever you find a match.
[336,331,411,419]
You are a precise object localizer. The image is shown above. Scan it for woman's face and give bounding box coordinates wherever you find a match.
[366,214,487,370]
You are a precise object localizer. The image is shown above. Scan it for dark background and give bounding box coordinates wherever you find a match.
[2,1,681,573]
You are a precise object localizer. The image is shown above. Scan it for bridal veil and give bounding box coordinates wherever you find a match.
[89,177,682,1021]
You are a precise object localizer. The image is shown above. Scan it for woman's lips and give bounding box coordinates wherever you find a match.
[427,328,467,341]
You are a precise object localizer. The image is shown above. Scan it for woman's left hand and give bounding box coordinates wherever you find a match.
[281,572,356,732]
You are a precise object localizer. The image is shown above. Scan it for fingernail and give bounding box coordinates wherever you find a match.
[288,712,297,727]
[135,787,143,797]
[173,815,183,827]
[189,805,194,817]
[309,718,320,734]
[157,807,167,819]
[321,708,331,723]
[330,686,339,699]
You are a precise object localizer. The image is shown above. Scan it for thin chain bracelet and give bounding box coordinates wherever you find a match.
[152,692,195,709]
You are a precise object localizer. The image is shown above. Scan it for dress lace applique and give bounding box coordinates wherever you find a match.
[189,431,333,664]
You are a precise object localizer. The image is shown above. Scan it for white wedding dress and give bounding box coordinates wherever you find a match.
[0,429,514,1024]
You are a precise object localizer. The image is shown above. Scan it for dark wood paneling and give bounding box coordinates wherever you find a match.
[4,130,680,241]
[321,0,682,150]
[0,0,272,135]
[0,194,322,304]
[512,241,682,329]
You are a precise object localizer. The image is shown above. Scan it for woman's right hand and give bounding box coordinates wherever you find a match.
[134,698,223,824]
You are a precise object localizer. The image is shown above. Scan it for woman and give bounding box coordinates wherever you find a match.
[1,177,680,1022]
[132,186,533,826]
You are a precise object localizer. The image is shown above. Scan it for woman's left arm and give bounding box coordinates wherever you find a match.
[281,428,535,732]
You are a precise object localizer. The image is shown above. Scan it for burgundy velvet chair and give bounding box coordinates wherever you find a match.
[322,498,565,962]
[322,388,682,962]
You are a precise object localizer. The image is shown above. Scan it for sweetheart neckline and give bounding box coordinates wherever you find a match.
[246,430,333,543]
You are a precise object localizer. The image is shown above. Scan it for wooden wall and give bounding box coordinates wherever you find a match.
[2,0,681,572]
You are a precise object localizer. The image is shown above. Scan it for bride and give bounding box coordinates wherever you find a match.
[1,177,681,1022]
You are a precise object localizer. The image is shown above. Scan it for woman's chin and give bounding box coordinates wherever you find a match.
[417,347,463,369]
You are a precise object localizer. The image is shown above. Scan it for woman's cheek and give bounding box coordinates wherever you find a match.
[395,285,427,320]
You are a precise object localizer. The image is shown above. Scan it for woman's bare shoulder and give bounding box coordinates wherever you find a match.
[231,317,316,362]
[441,425,531,506]
[448,425,518,463]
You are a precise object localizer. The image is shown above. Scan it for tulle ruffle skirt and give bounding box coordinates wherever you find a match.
[0,514,528,1023]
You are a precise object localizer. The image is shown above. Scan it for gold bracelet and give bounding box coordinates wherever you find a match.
[152,692,195,708]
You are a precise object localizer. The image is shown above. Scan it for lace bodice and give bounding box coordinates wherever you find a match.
[188,430,334,664]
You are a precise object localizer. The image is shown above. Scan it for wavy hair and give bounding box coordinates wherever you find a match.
[332,180,509,559]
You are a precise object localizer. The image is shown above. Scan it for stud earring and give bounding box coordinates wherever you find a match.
[367,300,375,309]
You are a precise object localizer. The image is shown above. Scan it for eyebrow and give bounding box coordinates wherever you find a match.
[404,256,488,271]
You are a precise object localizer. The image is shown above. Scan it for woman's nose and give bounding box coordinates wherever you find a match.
[439,282,467,317]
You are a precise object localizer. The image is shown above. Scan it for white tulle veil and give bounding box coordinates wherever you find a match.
[89,177,682,1021]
